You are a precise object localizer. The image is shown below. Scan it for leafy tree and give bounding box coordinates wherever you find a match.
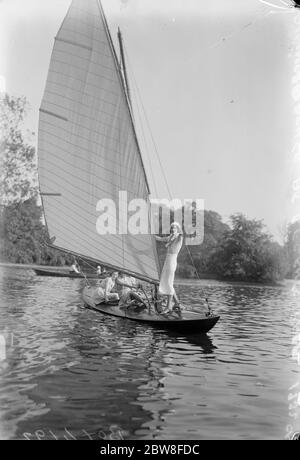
[0,93,72,266]
[176,264,197,278]
[0,198,73,265]
[156,209,229,277]
[260,241,288,282]
[1,198,43,263]
[178,210,229,275]
[0,94,38,206]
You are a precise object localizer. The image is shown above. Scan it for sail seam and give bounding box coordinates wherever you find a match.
[40,177,153,254]
[41,94,123,130]
[45,207,156,264]
[55,37,93,51]
[41,196,157,262]
[40,193,62,197]
[39,119,145,172]
[40,193,154,254]
[50,58,117,84]
[39,147,147,195]
[48,69,119,98]
[52,49,115,76]
[38,141,142,186]
[44,216,158,276]
[59,27,109,49]
[39,108,68,122]
[39,137,140,181]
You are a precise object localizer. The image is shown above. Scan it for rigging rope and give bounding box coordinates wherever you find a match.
[123,50,158,198]
[123,45,211,310]
[121,3,287,310]
[124,47,172,200]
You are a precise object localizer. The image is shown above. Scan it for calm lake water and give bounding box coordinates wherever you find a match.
[0,265,299,440]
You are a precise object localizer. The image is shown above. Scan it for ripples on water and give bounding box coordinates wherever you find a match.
[0,266,299,440]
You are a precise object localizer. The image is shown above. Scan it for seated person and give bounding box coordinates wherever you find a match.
[96,265,102,276]
[115,273,147,310]
[93,272,119,304]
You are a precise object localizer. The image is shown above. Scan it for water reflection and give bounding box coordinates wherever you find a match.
[0,266,299,440]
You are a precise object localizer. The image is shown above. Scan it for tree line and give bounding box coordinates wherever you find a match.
[0,94,299,282]
[156,211,294,283]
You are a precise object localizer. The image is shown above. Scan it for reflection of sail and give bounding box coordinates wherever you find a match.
[166,331,216,352]
[128,330,216,438]
[131,338,174,439]
[38,0,160,283]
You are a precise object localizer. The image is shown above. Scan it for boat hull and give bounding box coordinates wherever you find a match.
[82,287,220,333]
[34,268,103,279]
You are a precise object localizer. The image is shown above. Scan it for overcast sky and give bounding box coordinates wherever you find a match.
[0,0,298,241]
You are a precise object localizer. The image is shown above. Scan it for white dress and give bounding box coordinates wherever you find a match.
[158,236,182,296]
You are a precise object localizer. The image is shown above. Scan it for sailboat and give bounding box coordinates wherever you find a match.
[37,0,220,333]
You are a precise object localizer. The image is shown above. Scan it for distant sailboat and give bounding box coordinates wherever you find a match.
[33,267,104,279]
[37,0,220,333]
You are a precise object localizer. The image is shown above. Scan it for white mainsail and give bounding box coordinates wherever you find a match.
[38,0,160,283]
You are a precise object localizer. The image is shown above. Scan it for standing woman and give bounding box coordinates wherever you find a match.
[155,222,183,313]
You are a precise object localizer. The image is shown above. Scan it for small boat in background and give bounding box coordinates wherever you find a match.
[34,267,105,279]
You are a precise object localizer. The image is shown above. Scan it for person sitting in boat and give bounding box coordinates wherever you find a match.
[96,265,102,276]
[155,222,183,313]
[93,271,119,304]
[115,273,147,310]
[70,259,80,274]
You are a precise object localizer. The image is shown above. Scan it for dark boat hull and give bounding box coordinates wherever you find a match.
[82,287,220,333]
[34,268,103,279]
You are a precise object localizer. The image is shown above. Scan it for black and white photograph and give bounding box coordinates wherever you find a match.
[0,0,300,442]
